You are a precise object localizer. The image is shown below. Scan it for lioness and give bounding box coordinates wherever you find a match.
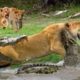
[0,21,80,67]
[0,7,25,31]
[0,8,9,29]
[9,7,25,31]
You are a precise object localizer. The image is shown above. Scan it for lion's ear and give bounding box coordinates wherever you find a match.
[65,23,70,28]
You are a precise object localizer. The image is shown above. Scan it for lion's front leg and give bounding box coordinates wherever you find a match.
[50,39,66,59]
[0,46,20,62]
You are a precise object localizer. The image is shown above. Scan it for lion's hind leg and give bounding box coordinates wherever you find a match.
[0,53,12,67]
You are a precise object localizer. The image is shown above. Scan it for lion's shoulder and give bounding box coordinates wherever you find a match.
[42,23,65,34]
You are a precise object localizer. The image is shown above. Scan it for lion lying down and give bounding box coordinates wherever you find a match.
[0,21,80,67]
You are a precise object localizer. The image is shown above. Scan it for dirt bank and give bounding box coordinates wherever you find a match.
[0,66,80,80]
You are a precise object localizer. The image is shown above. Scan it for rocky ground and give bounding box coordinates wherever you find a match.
[0,66,80,80]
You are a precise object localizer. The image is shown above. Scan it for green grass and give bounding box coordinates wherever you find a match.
[0,14,68,38]
[11,54,62,68]
[0,14,64,67]
[1,6,80,67]
[27,54,62,63]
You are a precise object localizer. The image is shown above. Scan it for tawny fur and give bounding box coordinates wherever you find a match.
[9,7,25,31]
[0,7,24,30]
[0,8,9,29]
[0,21,80,66]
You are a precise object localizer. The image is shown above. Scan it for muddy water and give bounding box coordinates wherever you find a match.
[0,66,80,80]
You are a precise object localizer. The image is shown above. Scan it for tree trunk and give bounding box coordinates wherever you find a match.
[61,28,80,66]
[64,44,79,66]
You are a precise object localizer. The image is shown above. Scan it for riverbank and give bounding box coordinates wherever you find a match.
[0,66,80,80]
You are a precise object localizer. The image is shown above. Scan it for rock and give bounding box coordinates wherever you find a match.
[41,13,50,17]
[53,10,68,16]
[0,35,26,45]
[69,12,80,18]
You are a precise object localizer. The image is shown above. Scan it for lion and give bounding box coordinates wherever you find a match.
[0,21,80,67]
[8,7,25,31]
[0,7,25,31]
[0,8,8,29]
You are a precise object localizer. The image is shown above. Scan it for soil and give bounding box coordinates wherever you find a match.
[0,65,80,80]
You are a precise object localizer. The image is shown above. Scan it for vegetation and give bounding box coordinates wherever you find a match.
[0,0,80,67]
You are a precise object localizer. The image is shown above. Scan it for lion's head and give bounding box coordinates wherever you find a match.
[65,21,80,40]
[2,7,9,18]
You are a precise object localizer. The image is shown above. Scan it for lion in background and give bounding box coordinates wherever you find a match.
[0,21,80,67]
[0,8,8,29]
[8,7,25,31]
[0,7,25,31]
